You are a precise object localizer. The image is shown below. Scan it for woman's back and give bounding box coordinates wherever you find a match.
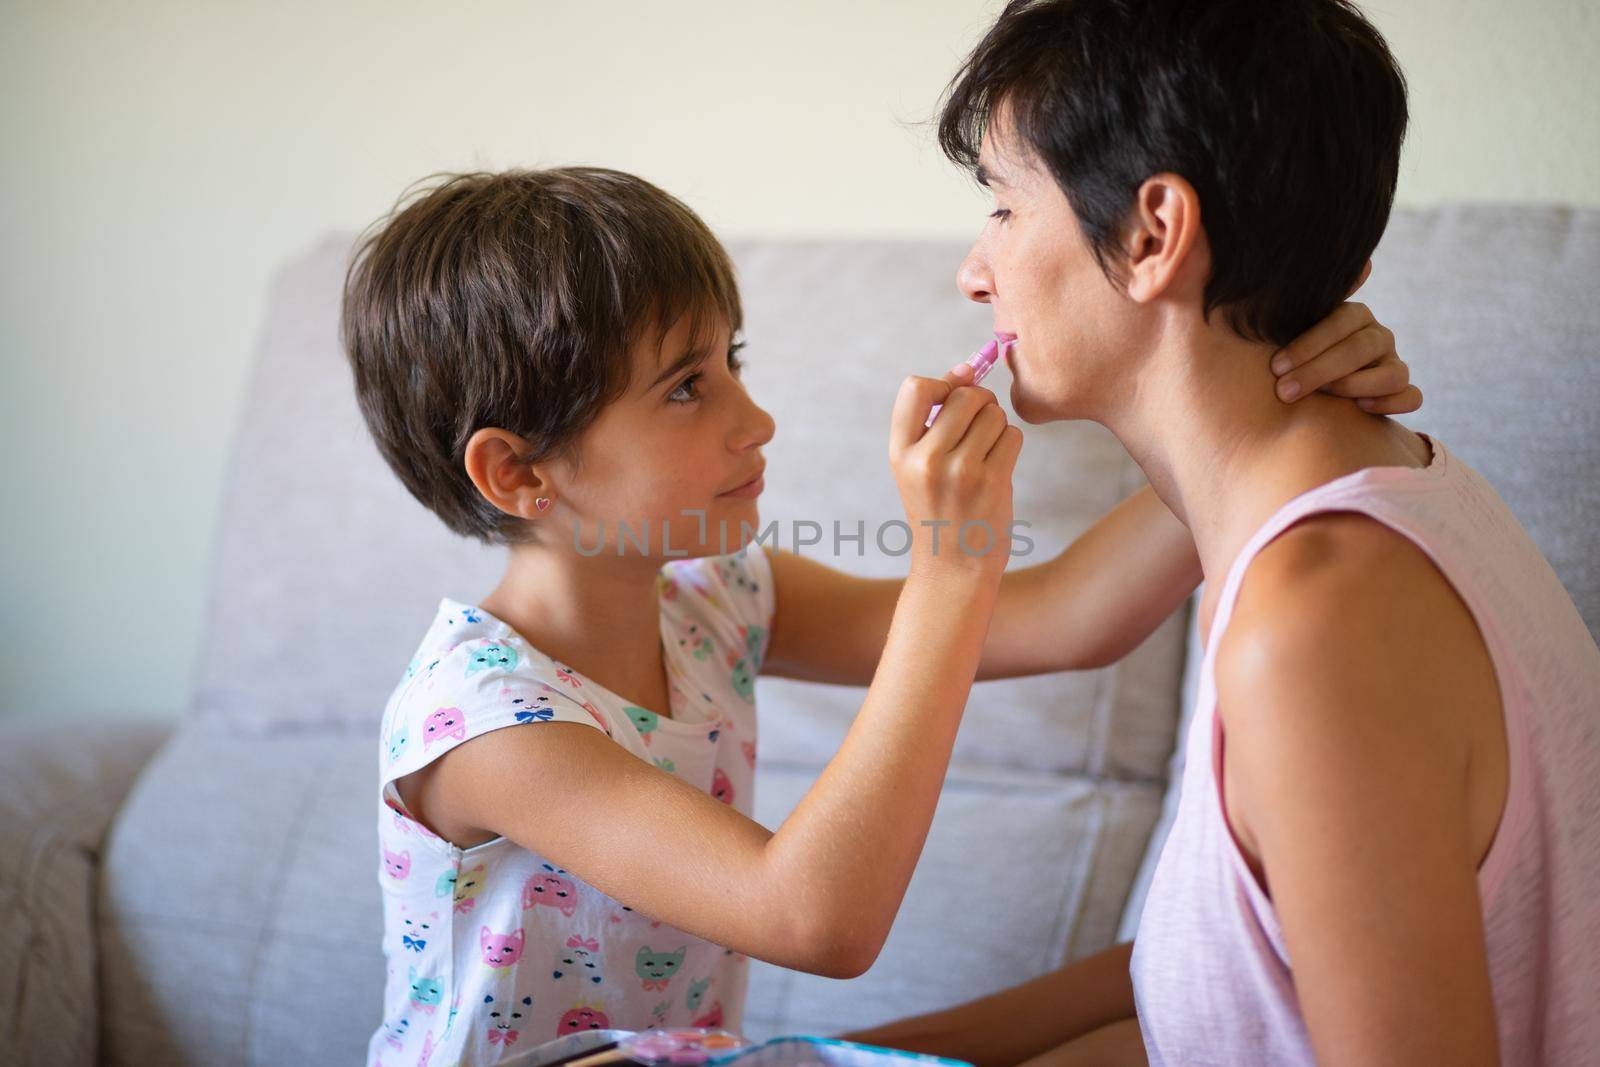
[1132,434,1600,1066]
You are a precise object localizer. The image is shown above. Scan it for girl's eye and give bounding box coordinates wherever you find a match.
[989,208,1011,222]
[668,343,746,404]
[667,374,703,403]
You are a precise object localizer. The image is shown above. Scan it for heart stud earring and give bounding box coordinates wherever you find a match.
[534,497,552,512]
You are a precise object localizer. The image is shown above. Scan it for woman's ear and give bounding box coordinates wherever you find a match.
[1123,173,1204,305]
[463,427,556,521]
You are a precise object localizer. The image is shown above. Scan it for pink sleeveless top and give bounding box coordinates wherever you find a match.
[1130,434,1600,1066]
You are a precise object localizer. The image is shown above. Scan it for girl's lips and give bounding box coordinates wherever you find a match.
[719,474,765,499]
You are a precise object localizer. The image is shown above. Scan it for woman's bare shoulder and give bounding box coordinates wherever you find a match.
[1215,508,1499,815]
[1224,509,1487,678]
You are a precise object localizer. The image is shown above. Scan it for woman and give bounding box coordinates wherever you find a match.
[848,1,1600,1064]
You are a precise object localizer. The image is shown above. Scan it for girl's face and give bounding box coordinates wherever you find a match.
[551,308,775,559]
[955,111,1153,423]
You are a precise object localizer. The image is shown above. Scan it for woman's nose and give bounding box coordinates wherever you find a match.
[957,243,994,305]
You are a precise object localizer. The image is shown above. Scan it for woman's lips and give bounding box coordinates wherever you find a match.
[996,333,1019,366]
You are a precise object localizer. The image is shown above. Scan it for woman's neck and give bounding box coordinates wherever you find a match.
[1099,323,1427,637]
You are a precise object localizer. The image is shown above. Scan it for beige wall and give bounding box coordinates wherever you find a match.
[3,0,1597,720]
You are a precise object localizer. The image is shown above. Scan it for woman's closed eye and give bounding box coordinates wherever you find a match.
[668,343,746,404]
[988,207,1011,222]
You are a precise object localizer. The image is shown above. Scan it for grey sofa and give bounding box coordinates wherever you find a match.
[3,206,1596,1066]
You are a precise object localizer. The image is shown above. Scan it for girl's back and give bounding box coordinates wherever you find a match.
[369,548,771,1065]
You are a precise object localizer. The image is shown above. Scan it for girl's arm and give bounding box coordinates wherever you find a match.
[765,299,1420,686]
[411,373,1022,978]
[765,484,1196,683]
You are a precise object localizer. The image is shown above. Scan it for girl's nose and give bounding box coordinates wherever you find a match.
[735,392,776,450]
[748,402,776,449]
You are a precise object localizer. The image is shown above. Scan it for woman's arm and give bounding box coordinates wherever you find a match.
[838,941,1140,1067]
[1215,514,1504,1067]
[1015,1018,1147,1067]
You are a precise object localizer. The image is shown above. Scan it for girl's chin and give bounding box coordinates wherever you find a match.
[715,504,761,543]
[712,496,762,520]
[674,503,760,554]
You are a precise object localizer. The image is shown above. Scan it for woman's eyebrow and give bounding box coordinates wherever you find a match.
[976,163,1008,188]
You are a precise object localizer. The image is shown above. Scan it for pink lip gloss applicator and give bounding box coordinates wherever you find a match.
[925,335,1016,428]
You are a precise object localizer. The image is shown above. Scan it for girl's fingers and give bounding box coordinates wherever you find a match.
[1276,323,1398,402]
[1269,301,1377,377]
[987,422,1024,466]
[954,399,1009,458]
[891,376,952,454]
[1312,357,1410,400]
[1357,385,1424,415]
[925,384,998,451]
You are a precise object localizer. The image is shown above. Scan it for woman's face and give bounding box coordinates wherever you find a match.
[957,114,1146,423]
[552,308,775,558]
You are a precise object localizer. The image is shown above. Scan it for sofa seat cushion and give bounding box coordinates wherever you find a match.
[98,713,1171,1061]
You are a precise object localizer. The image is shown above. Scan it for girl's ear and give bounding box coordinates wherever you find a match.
[463,427,556,521]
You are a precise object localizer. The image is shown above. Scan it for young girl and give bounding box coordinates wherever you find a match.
[340,166,1420,1066]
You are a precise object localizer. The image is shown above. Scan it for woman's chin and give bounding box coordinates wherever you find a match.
[1009,381,1056,425]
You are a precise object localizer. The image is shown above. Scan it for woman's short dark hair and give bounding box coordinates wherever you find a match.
[938,0,1408,346]
[340,167,742,545]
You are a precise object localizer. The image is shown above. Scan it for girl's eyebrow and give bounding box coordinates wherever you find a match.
[648,345,712,391]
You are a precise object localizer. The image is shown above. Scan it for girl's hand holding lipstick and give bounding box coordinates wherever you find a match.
[889,338,1024,581]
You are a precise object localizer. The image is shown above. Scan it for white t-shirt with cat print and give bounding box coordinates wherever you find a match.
[368,544,775,1067]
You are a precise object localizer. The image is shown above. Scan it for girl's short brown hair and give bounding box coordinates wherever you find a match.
[340,166,743,544]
